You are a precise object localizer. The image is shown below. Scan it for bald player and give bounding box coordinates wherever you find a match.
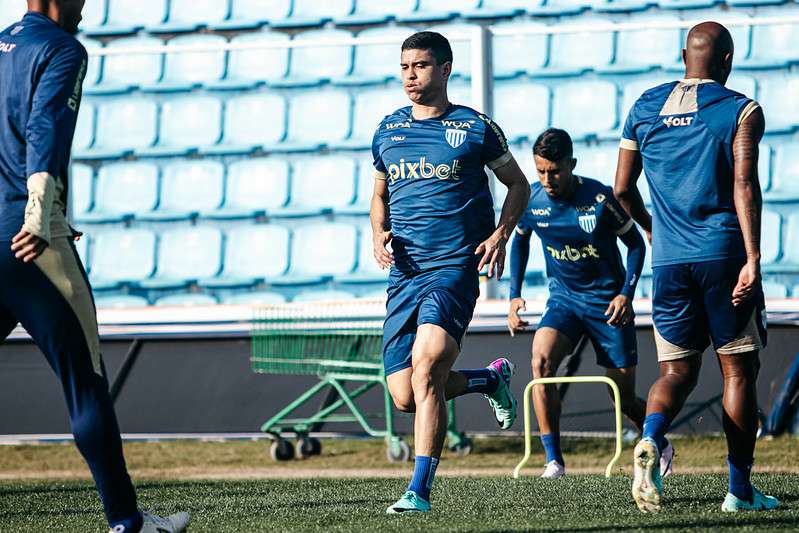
[615,22,779,513]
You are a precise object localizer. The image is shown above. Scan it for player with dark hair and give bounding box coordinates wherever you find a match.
[616,21,779,513]
[0,2,189,531]
[508,128,659,479]
[372,31,531,513]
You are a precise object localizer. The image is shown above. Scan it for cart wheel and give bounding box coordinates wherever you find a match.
[450,437,473,457]
[270,438,295,461]
[295,437,322,459]
[386,439,411,463]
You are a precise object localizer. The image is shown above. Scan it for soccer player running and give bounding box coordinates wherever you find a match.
[507,129,666,479]
[371,31,530,513]
[616,21,779,513]
[0,2,189,532]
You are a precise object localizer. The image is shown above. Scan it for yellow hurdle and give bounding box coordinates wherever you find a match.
[512,376,623,479]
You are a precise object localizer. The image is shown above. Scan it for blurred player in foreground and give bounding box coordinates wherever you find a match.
[371,31,530,513]
[616,21,779,513]
[0,1,189,531]
[507,128,666,479]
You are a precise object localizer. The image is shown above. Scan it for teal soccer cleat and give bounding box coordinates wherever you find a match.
[386,491,431,514]
[632,437,663,513]
[721,486,780,512]
[485,358,517,430]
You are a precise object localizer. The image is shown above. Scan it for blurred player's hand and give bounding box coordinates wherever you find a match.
[373,229,394,269]
[11,230,48,263]
[507,297,529,336]
[644,229,652,245]
[605,294,632,327]
[476,231,507,279]
[732,259,760,307]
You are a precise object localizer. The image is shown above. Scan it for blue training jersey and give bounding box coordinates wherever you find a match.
[518,177,634,302]
[621,78,760,267]
[0,12,87,242]
[372,103,512,272]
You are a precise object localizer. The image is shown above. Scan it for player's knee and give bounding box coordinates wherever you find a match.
[391,392,415,413]
[411,359,447,396]
[532,353,555,379]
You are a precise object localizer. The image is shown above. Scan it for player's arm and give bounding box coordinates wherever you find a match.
[731,106,765,307]
[371,172,394,269]
[13,44,87,262]
[604,193,644,326]
[614,148,652,243]
[507,228,532,336]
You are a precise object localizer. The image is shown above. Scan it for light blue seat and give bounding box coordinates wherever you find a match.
[762,280,788,299]
[448,81,474,108]
[92,97,158,158]
[212,0,292,29]
[741,13,799,69]
[336,0,417,24]
[726,74,757,100]
[272,223,358,286]
[605,16,682,73]
[139,96,222,156]
[427,24,473,79]
[336,224,389,283]
[73,101,95,153]
[101,36,164,90]
[783,213,799,266]
[94,294,150,309]
[338,158,378,215]
[398,0,480,22]
[469,0,543,18]
[544,18,613,75]
[275,156,357,217]
[512,142,535,180]
[281,29,354,84]
[151,0,230,33]
[100,0,169,34]
[208,93,286,155]
[79,0,107,31]
[758,142,772,193]
[530,0,595,15]
[285,90,351,150]
[79,162,159,223]
[206,158,290,219]
[140,160,224,221]
[761,209,781,266]
[493,82,550,143]
[293,290,356,302]
[759,75,799,133]
[769,144,799,201]
[552,81,617,140]
[222,291,287,305]
[523,233,547,275]
[90,229,156,289]
[0,0,24,29]
[271,0,354,28]
[74,234,89,268]
[657,0,718,9]
[212,31,289,88]
[520,283,549,302]
[77,37,103,88]
[342,87,409,148]
[154,293,219,306]
[70,164,94,220]
[577,144,617,186]
[492,22,548,78]
[140,227,223,289]
[148,34,227,90]
[202,224,290,288]
[343,27,415,84]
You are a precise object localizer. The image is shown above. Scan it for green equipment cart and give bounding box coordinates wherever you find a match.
[250,302,472,462]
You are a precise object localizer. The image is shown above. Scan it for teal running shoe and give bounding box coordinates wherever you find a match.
[632,437,663,513]
[721,486,780,512]
[386,491,431,514]
[485,357,517,430]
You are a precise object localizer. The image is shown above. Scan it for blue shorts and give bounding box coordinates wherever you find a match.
[652,258,767,362]
[382,265,479,376]
[539,293,638,369]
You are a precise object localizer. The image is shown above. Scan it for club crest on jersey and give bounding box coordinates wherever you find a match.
[445,128,467,148]
[578,213,597,233]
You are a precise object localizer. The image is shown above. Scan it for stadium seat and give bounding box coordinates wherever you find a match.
[154,293,219,306]
[466,0,542,19]
[91,97,158,158]
[543,18,614,75]
[73,101,95,153]
[222,291,287,305]
[604,16,682,73]
[576,144,617,186]
[337,224,389,283]
[491,21,548,78]
[725,74,757,100]
[140,227,223,289]
[427,24,473,79]
[212,0,292,30]
[524,233,547,275]
[211,30,289,89]
[492,81,550,143]
[762,280,788,298]
[284,90,351,150]
[100,36,164,90]
[781,213,799,265]
[530,0,594,16]
[769,143,799,201]
[202,224,290,288]
[656,0,718,9]
[140,160,224,221]
[398,0,480,22]
[0,0,24,29]
[147,34,227,90]
[275,156,357,217]
[93,294,150,308]
[335,0,417,24]
[338,158,378,215]
[280,29,354,85]
[207,93,286,155]
[759,75,799,133]
[271,0,354,28]
[79,0,107,31]
[74,233,89,268]
[70,164,94,220]
[552,81,617,140]
[741,14,799,69]
[758,142,772,193]
[762,209,781,266]
[78,162,159,223]
[205,158,290,219]
[342,27,415,85]
[448,81,474,108]
[90,229,156,289]
[138,96,222,156]
[78,37,103,88]
[98,0,169,34]
[293,290,356,302]
[272,223,358,286]
[520,284,549,302]
[150,0,230,33]
[341,86,408,148]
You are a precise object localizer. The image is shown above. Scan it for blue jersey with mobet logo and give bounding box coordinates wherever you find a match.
[518,177,634,302]
[371,104,512,273]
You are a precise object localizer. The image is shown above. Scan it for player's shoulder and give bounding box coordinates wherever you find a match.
[630,81,679,118]
[373,105,412,138]
[697,80,752,108]
[576,176,613,201]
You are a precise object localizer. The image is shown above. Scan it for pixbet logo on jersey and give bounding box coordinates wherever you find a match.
[386,157,462,183]
[663,116,694,128]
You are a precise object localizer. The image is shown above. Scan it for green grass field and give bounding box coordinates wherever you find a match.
[1,436,797,532]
